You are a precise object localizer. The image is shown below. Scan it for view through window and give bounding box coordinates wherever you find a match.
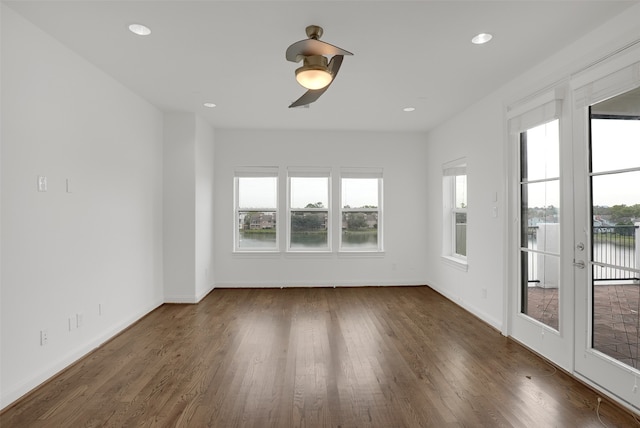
[235,175,278,251]
[289,176,329,250]
[341,177,381,251]
[590,92,640,369]
[442,160,467,266]
[235,169,383,253]
[454,174,468,257]
[520,119,561,330]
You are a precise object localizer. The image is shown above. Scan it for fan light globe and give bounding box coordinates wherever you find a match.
[295,55,332,90]
[296,68,332,90]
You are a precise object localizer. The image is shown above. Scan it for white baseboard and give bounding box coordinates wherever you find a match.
[195,283,215,302]
[212,280,426,288]
[426,279,503,331]
[164,295,199,304]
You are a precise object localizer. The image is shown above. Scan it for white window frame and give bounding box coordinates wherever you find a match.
[339,168,383,253]
[234,168,279,253]
[287,168,332,252]
[442,159,468,270]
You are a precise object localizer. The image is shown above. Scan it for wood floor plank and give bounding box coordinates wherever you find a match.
[2,286,638,427]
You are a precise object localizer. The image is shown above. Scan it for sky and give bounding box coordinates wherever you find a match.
[591,119,640,207]
[525,118,639,208]
[238,177,378,209]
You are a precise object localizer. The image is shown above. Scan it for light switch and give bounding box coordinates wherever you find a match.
[66,178,72,193]
[37,176,47,192]
[492,206,498,218]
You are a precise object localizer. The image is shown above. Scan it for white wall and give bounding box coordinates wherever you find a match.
[0,5,164,408]
[195,116,215,299]
[213,129,429,287]
[425,95,505,329]
[163,113,196,301]
[163,113,215,303]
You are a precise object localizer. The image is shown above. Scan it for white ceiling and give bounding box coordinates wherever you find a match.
[5,0,638,132]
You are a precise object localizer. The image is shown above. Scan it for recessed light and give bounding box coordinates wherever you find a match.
[403,107,416,112]
[203,102,217,108]
[472,33,493,45]
[128,23,151,36]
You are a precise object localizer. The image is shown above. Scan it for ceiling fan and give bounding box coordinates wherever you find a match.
[285,25,353,108]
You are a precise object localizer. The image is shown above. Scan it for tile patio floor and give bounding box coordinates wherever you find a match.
[526,283,639,369]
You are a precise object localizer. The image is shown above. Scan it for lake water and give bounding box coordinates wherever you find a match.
[239,231,378,250]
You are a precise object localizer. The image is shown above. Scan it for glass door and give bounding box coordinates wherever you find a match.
[574,84,640,412]
[508,93,574,370]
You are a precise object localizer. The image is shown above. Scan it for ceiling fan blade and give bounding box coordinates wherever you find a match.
[289,55,344,108]
[289,87,328,108]
[327,54,344,78]
[286,39,353,62]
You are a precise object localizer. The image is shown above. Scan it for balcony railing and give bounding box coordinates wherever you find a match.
[525,224,639,284]
[592,225,639,282]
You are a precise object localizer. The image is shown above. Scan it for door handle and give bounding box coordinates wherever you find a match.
[573,260,585,269]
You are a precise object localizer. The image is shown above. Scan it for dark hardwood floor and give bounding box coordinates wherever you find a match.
[1,286,638,427]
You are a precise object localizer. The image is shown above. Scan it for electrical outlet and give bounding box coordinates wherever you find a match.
[40,330,48,346]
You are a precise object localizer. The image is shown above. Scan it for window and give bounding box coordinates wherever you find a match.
[233,167,384,253]
[442,160,467,269]
[340,170,383,251]
[288,171,330,251]
[234,171,278,251]
[453,175,468,257]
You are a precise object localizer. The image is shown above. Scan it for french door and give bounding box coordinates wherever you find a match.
[510,59,640,413]
[573,68,640,412]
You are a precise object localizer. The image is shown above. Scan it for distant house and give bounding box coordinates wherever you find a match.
[249,213,275,230]
[593,216,615,233]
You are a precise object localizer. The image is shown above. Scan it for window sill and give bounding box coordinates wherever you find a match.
[441,255,468,272]
[231,250,386,259]
[339,251,385,258]
[233,251,281,259]
[285,251,333,259]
